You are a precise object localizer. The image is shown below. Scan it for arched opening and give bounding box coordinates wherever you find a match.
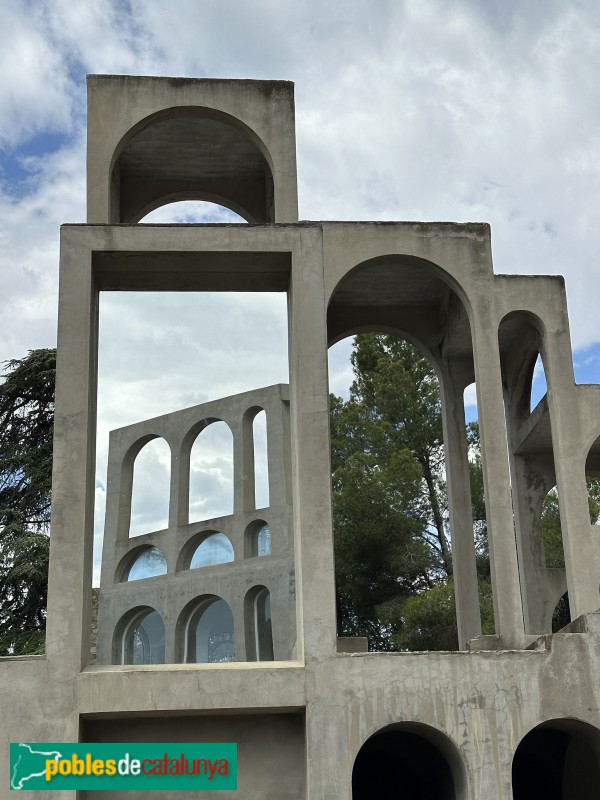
[110,107,275,223]
[115,607,165,665]
[245,520,271,558]
[329,333,455,650]
[253,409,269,509]
[552,591,571,632]
[531,353,548,412]
[189,532,234,569]
[139,200,247,224]
[245,586,274,662]
[512,719,600,799]
[327,255,480,651]
[584,433,600,526]
[189,421,234,522]
[498,311,565,634]
[542,486,566,569]
[352,723,465,799]
[179,596,235,664]
[129,438,170,537]
[125,546,167,582]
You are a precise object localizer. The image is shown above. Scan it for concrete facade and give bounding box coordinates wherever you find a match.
[96,383,296,665]
[1,75,600,799]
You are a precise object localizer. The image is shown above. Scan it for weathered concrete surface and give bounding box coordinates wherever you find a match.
[3,77,600,800]
[87,75,298,224]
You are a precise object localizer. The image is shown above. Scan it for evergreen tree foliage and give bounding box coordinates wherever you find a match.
[330,334,455,650]
[330,334,494,651]
[0,349,55,655]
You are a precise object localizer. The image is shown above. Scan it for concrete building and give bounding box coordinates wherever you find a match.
[1,74,600,798]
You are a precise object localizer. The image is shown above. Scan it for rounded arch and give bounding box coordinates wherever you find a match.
[327,254,474,322]
[551,590,571,632]
[244,585,274,662]
[113,606,165,665]
[177,530,235,571]
[352,722,467,799]
[109,106,275,224]
[116,544,168,583]
[176,595,235,664]
[134,192,253,224]
[244,519,271,558]
[139,198,248,224]
[513,717,600,799]
[498,310,549,420]
[187,419,234,523]
[128,436,171,537]
[326,256,474,394]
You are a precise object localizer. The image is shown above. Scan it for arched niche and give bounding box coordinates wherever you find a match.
[177,595,235,664]
[352,722,467,800]
[113,606,165,665]
[129,437,171,537]
[513,718,600,799]
[110,107,275,224]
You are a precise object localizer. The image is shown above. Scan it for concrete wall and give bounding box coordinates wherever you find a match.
[2,77,600,800]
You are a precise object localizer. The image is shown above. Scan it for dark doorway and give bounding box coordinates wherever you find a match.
[513,720,600,800]
[353,728,458,799]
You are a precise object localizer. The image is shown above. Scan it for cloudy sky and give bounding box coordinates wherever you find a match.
[2,0,600,580]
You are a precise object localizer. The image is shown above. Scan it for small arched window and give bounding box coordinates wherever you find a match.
[245,520,271,558]
[189,421,234,522]
[256,523,271,557]
[127,546,167,581]
[184,597,235,664]
[121,609,165,665]
[190,533,234,569]
[129,438,171,537]
[253,588,274,661]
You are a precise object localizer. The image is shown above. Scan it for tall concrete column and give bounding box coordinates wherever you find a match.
[439,360,482,647]
[289,228,338,662]
[471,318,525,646]
[543,331,600,618]
[46,231,97,675]
[509,452,555,633]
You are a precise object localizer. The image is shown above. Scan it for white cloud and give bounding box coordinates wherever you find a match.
[3,0,600,582]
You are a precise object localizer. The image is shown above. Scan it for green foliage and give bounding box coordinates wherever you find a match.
[385,578,495,652]
[541,479,600,570]
[331,334,455,649]
[331,335,498,651]
[0,349,55,655]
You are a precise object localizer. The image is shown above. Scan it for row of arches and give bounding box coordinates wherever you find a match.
[116,589,274,665]
[353,718,600,799]
[326,255,600,646]
[129,412,269,537]
[122,523,271,582]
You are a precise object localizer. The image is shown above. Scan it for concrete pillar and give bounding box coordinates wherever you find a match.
[439,361,482,647]
[543,330,600,618]
[168,435,184,529]
[471,318,525,646]
[46,230,97,675]
[266,388,292,508]
[289,229,338,662]
[509,453,554,633]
